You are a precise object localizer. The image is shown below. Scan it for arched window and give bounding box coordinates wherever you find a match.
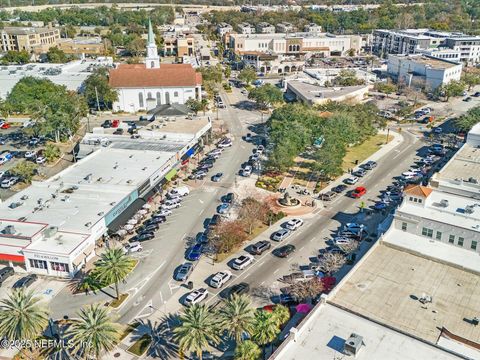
[151,61,155,68]
[138,92,144,108]
[174,91,179,97]
[147,92,152,100]
[156,92,161,105]
[165,92,170,104]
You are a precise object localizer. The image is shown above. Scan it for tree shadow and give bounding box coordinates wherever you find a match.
[251,285,276,303]
[132,315,180,360]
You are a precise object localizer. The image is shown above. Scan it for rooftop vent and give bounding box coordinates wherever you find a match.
[343,333,364,357]
[468,177,478,184]
[97,212,104,216]
[17,217,27,222]
[9,202,23,209]
[465,205,475,214]
[20,195,28,200]
[1,225,16,235]
[84,173,92,182]
[85,222,92,227]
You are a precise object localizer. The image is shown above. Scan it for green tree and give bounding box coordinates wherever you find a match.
[90,247,135,300]
[0,50,30,64]
[126,35,145,57]
[219,294,255,343]
[238,67,257,85]
[186,98,202,115]
[375,82,397,97]
[248,84,284,110]
[0,289,49,341]
[462,72,480,91]
[83,67,118,110]
[66,304,119,359]
[234,340,261,360]
[44,143,61,162]
[271,305,290,328]
[454,106,480,132]
[62,24,77,39]
[252,311,280,356]
[10,161,38,183]
[174,304,220,360]
[224,66,232,80]
[332,69,365,86]
[46,46,69,63]
[441,80,466,101]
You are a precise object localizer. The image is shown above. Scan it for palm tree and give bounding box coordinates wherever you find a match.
[271,305,290,328]
[252,310,280,358]
[0,289,49,341]
[91,247,135,299]
[234,340,261,360]
[174,304,220,360]
[66,304,119,359]
[219,294,255,343]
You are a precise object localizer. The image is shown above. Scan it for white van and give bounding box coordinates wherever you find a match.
[168,186,189,197]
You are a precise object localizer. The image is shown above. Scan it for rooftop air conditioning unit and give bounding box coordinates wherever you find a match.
[2,225,16,235]
[465,205,475,214]
[439,199,449,207]
[44,226,58,238]
[344,333,365,357]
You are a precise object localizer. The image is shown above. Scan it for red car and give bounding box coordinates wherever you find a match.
[0,122,10,129]
[352,186,367,198]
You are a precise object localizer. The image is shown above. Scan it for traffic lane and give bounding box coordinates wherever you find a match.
[203,132,421,306]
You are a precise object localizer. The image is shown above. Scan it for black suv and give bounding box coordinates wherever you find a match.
[221,193,235,204]
[13,274,37,289]
[0,267,14,285]
[251,240,271,255]
[225,282,250,299]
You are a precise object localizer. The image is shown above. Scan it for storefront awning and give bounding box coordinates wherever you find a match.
[0,254,25,263]
[165,168,177,181]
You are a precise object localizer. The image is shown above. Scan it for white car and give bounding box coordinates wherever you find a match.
[161,202,181,210]
[123,242,143,253]
[345,223,368,232]
[25,151,37,159]
[168,186,189,197]
[334,238,353,245]
[184,288,208,306]
[163,197,182,206]
[36,156,46,165]
[271,228,291,241]
[232,254,254,270]
[209,270,233,288]
[217,139,232,148]
[344,176,359,185]
[402,170,421,177]
[208,149,223,156]
[156,209,172,217]
[284,218,304,231]
[1,177,18,188]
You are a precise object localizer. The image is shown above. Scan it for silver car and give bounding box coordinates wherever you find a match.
[271,228,291,241]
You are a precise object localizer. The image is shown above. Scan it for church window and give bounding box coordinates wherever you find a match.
[156,92,161,105]
[138,92,144,108]
[174,91,179,97]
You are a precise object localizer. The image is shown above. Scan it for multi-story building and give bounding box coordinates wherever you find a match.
[304,23,322,34]
[237,22,255,35]
[276,22,295,33]
[216,22,233,36]
[56,37,106,56]
[256,22,275,34]
[387,54,462,90]
[229,32,361,58]
[162,34,195,57]
[444,36,480,65]
[1,25,60,52]
[415,48,461,62]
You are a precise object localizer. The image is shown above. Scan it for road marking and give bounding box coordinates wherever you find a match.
[273,268,280,274]
[199,208,205,215]
[299,246,305,251]
[257,261,265,267]
[260,281,265,286]
[199,199,204,204]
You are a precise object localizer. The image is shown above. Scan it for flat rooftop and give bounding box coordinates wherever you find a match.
[0,58,112,98]
[396,55,459,69]
[437,144,480,183]
[275,303,457,360]
[24,230,90,256]
[143,115,210,135]
[330,245,480,346]
[287,80,368,101]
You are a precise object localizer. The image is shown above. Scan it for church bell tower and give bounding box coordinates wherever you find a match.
[145,19,160,69]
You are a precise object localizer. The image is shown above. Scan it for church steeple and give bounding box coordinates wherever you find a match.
[145,19,160,69]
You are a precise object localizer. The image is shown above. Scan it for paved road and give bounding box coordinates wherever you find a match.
[49,88,261,323]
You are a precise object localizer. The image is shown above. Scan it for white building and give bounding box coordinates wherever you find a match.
[415,48,461,62]
[256,22,275,34]
[0,117,211,277]
[445,36,480,65]
[216,22,233,36]
[109,20,202,113]
[237,22,255,35]
[276,22,295,33]
[286,81,369,106]
[303,23,322,34]
[387,54,462,90]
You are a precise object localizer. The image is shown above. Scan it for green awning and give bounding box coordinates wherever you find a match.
[165,168,177,181]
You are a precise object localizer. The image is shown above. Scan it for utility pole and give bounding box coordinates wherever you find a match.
[386,127,390,144]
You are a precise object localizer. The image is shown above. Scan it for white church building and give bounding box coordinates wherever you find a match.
[109,20,202,113]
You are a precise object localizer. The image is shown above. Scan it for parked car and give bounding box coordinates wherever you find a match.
[433,127,443,134]
[0,152,13,165]
[274,244,296,258]
[189,171,207,180]
[208,149,223,157]
[209,214,221,228]
[144,216,167,225]
[13,274,37,289]
[175,262,194,282]
[186,243,203,261]
[1,177,18,188]
[473,92,480,97]
[319,191,337,201]
[210,270,233,288]
[373,201,389,210]
[225,282,250,299]
[0,122,10,129]
[351,187,367,198]
[271,229,291,242]
[217,203,231,214]
[217,138,232,148]
[0,267,14,285]
[362,161,377,170]
[36,156,46,165]
[101,120,113,128]
[161,202,181,210]
[184,288,208,306]
[222,192,235,204]
[135,232,155,242]
[156,209,172,217]
[240,166,252,177]
[245,133,252,142]
[123,242,143,253]
[25,151,36,159]
[352,168,367,177]
[251,240,271,255]
[332,184,348,193]
[334,237,353,246]
[232,254,254,270]
[211,173,223,182]
[284,218,304,231]
[344,176,359,185]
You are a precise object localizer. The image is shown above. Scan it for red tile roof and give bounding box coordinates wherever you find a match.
[109,63,202,88]
[404,184,433,198]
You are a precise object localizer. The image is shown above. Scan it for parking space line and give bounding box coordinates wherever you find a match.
[273,268,280,274]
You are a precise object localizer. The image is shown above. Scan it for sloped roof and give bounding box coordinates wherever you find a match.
[147,103,192,117]
[109,63,202,88]
[404,184,433,198]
